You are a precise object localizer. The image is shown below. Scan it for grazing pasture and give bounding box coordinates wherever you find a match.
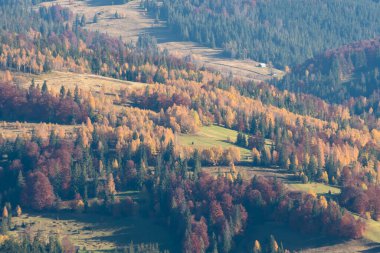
[177,125,252,162]
[10,71,146,95]
[287,183,341,195]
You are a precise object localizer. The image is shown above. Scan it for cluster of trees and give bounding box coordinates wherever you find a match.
[340,184,380,220]
[1,0,376,152]
[0,2,74,73]
[200,147,240,167]
[0,1,203,85]
[123,77,379,186]
[279,37,380,111]
[147,160,364,252]
[143,0,380,67]
[0,95,368,252]
[217,76,368,127]
[0,116,175,211]
[4,0,375,137]
[1,203,21,234]
[251,236,287,253]
[244,178,365,239]
[0,235,66,253]
[0,81,89,124]
[0,1,379,252]
[0,235,168,253]
[0,138,367,252]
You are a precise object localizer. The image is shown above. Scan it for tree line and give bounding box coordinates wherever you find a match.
[0,80,89,124]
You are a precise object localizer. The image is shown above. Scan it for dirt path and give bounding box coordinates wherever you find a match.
[40,0,283,81]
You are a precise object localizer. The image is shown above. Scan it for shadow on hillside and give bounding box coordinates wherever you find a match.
[88,0,128,7]
[237,221,380,252]
[140,25,227,58]
[136,19,225,53]
[361,244,380,253]
[139,25,179,44]
[20,212,178,252]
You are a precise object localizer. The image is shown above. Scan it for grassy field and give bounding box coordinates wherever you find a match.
[362,217,380,243]
[287,182,341,195]
[177,125,253,161]
[10,71,146,95]
[11,212,177,252]
[204,166,293,183]
[0,121,77,140]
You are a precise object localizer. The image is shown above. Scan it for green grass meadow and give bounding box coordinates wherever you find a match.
[177,125,271,162]
[287,182,341,195]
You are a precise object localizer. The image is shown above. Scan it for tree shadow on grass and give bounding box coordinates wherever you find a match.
[88,0,128,7]
[360,244,380,253]
[23,212,178,252]
[237,221,380,252]
[90,225,178,252]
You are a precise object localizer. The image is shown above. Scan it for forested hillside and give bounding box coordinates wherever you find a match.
[143,0,380,67]
[0,0,379,252]
[0,0,194,81]
[277,38,380,116]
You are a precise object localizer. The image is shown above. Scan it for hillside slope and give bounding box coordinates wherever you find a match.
[39,0,283,81]
[278,38,380,116]
[144,0,380,67]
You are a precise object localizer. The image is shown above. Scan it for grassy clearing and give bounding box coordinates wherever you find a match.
[160,41,284,81]
[11,212,177,252]
[40,0,152,43]
[178,124,273,162]
[287,183,341,195]
[177,125,252,161]
[362,217,380,243]
[115,190,140,201]
[0,121,77,140]
[11,71,146,95]
[204,166,293,183]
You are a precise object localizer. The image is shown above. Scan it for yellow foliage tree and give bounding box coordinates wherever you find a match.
[253,240,262,253]
[319,196,328,209]
[320,171,329,183]
[107,174,116,195]
[2,206,8,218]
[112,159,119,169]
[308,190,317,198]
[0,234,9,245]
[16,205,22,217]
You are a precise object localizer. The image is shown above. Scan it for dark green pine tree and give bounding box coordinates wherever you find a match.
[192,150,201,179]
[41,80,48,95]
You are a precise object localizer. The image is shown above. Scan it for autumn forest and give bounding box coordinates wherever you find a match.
[0,0,379,253]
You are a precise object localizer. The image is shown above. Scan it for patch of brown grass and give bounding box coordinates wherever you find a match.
[11,71,146,95]
[0,121,77,140]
